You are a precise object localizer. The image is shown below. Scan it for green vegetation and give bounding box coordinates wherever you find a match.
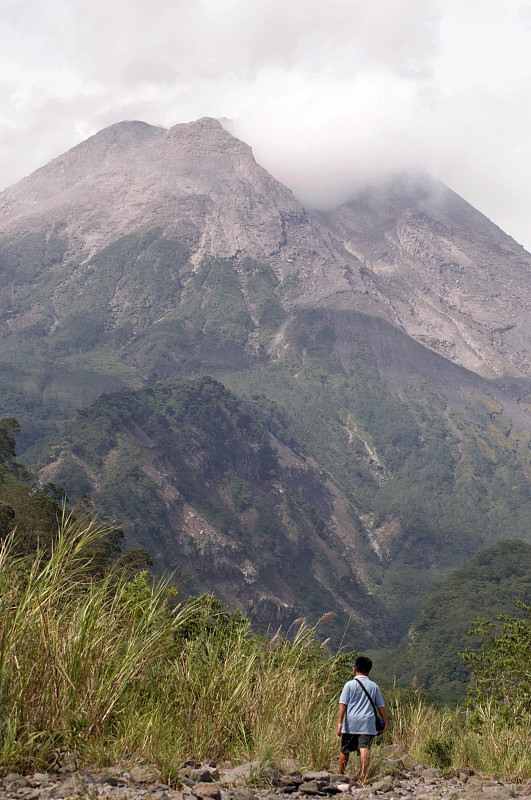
[41,377,387,648]
[389,691,531,779]
[465,602,531,719]
[370,540,531,701]
[0,416,71,554]
[0,229,67,287]
[1,517,530,780]
[0,417,123,565]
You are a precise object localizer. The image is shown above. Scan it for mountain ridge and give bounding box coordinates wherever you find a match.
[1,117,529,382]
[39,375,393,647]
[0,118,351,295]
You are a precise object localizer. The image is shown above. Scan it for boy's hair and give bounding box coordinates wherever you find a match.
[354,655,372,674]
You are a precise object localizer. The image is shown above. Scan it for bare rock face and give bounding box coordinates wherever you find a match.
[0,117,358,296]
[1,120,529,380]
[316,174,531,379]
[2,120,530,383]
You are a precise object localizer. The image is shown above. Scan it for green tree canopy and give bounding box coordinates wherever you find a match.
[464,602,531,720]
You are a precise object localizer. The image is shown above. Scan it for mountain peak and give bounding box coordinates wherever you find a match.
[165,116,252,156]
[0,119,530,379]
[0,114,347,283]
[170,116,226,132]
[83,119,164,149]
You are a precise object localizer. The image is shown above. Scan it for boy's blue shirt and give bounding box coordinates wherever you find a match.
[339,675,384,735]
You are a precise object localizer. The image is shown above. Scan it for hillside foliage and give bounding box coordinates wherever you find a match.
[37,313,531,651]
[0,417,125,569]
[370,540,531,701]
[42,377,390,647]
[464,602,531,718]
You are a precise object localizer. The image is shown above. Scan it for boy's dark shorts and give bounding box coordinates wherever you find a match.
[341,733,374,753]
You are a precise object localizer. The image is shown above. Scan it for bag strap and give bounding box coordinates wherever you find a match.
[354,677,381,721]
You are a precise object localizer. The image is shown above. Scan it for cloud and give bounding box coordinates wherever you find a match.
[224,66,433,209]
[1,0,531,249]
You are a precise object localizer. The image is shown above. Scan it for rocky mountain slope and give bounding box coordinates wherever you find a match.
[1,117,530,656]
[316,174,531,379]
[1,118,529,382]
[37,334,531,648]
[40,376,393,646]
[0,118,357,296]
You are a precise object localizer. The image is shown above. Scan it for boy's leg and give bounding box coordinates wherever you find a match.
[338,751,349,774]
[359,747,370,781]
[356,735,374,782]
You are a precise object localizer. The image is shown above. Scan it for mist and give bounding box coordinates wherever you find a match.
[2,0,531,249]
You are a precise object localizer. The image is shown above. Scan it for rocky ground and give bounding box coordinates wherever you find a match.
[1,747,530,800]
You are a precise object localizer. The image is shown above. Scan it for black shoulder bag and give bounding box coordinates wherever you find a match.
[354,678,385,734]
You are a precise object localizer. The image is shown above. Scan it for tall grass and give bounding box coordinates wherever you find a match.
[1,516,530,781]
[0,515,344,774]
[0,514,198,769]
[386,690,531,780]
[126,617,343,770]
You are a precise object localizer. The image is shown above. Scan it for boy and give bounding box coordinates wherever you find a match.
[337,655,388,780]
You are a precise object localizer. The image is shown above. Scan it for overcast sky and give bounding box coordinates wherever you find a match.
[2,0,531,249]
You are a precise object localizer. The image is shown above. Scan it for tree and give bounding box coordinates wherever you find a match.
[463,603,531,720]
[0,418,20,462]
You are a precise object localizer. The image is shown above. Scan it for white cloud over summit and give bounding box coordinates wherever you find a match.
[1,0,531,248]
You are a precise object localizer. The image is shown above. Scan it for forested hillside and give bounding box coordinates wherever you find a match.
[40,377,393,646]
[222,310,531,636]
[0,416,121,565]
[40,362,531,652]
[371,540,531,700]
[0,417,68,553]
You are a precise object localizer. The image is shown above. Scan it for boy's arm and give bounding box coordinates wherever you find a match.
[337,703,347,736]
[378,705,388,732]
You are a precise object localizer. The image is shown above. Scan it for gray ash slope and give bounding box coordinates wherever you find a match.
[315,173,531,379]
[1,118,529,381]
